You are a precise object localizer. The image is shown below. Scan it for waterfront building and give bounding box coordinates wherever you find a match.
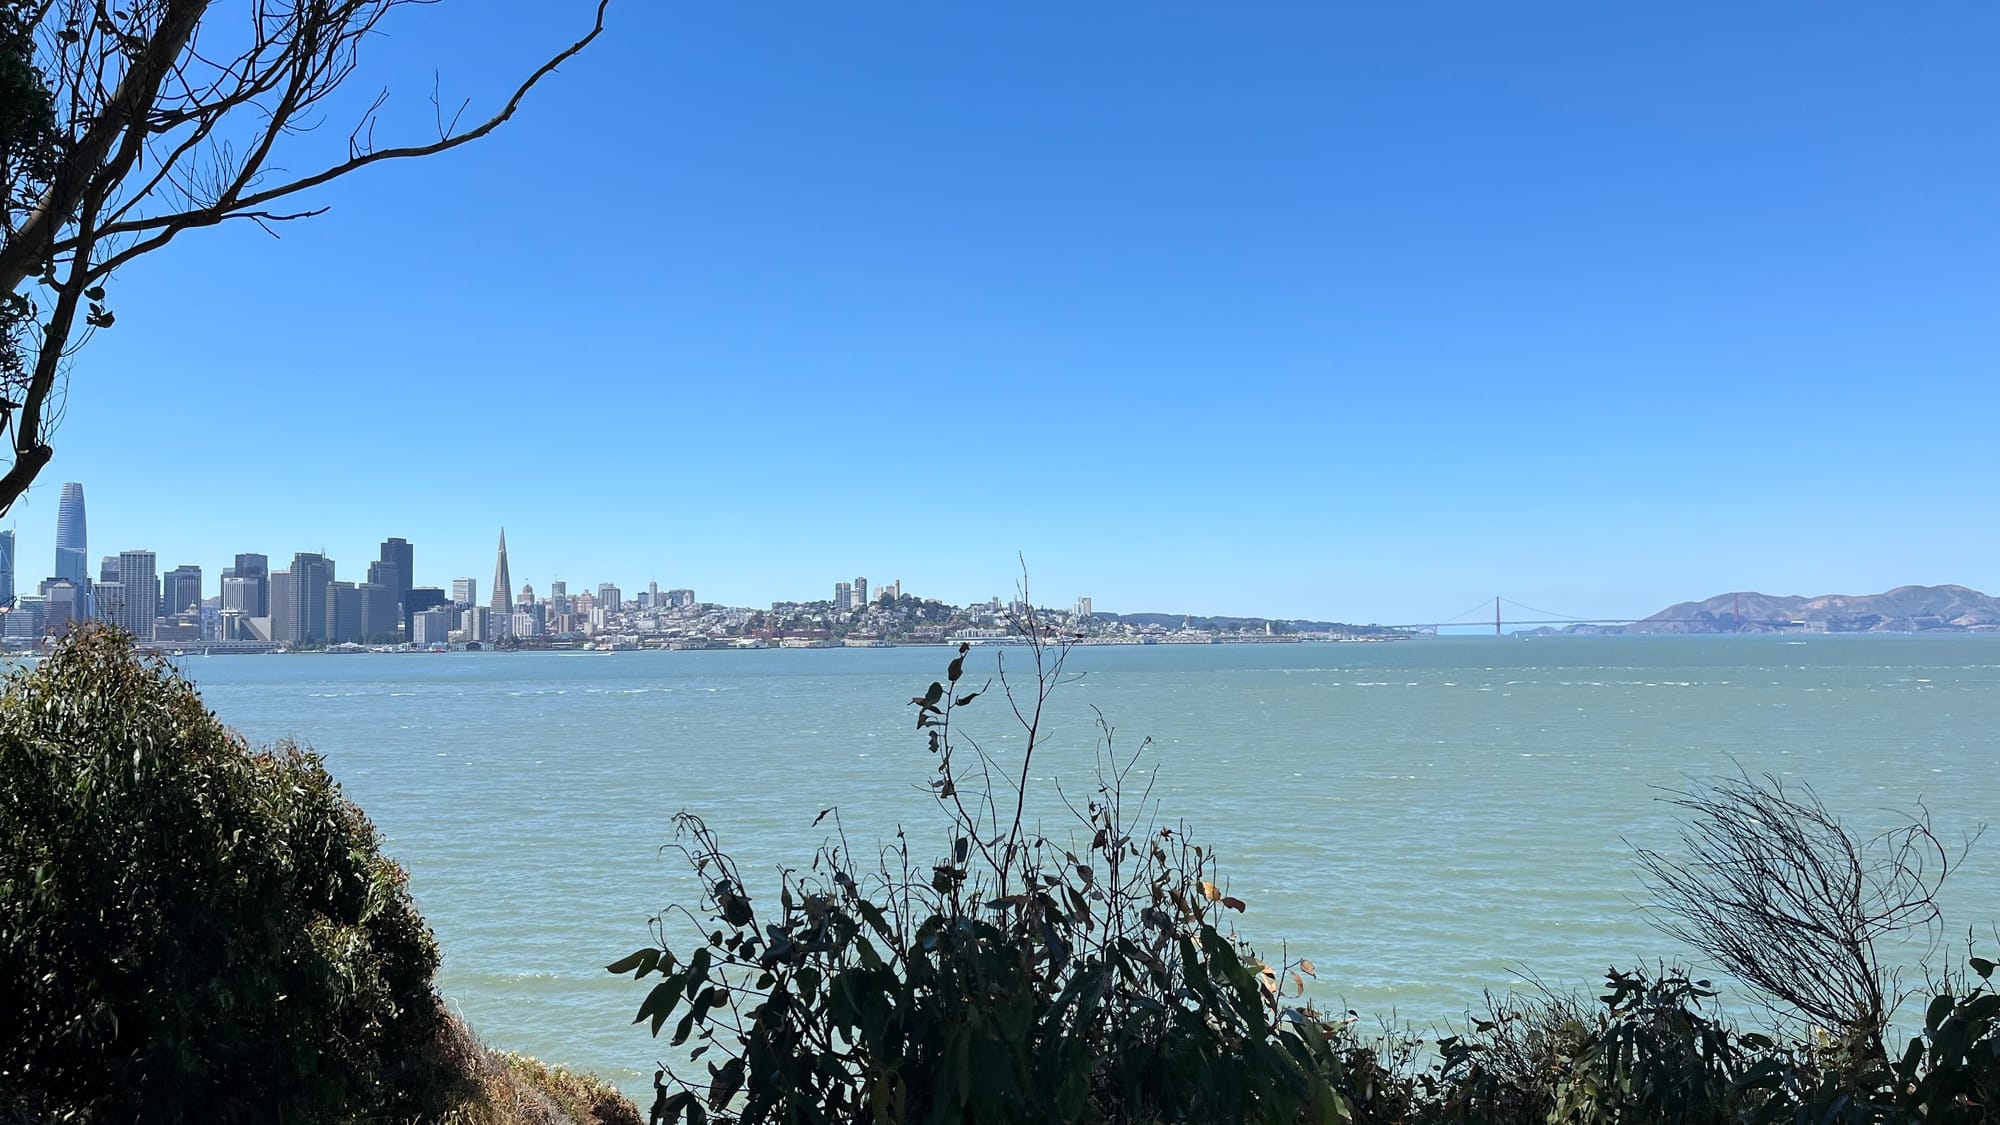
[411,608,452,645]
[163,565,202,615]
[359,582,399,642]
[217,610,252,641]
[327,581,360,644]
[490,529,512,620]
[0,528,13,608]
[116,551,158,640]
[451,577,477,606]
[405,587,448,637]
[509,610,541,638]
[462,604,490,642]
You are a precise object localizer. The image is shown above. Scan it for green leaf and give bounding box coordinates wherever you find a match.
[607,947,660,976]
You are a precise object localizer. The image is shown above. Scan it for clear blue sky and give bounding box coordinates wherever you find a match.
[9,2,1996,623]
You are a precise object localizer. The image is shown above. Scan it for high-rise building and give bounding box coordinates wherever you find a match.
[54,483,87,592]
[1074,596,1093,617]
[451,578,477,607]
[378,538,414,606]
[648,580,659,605]
[232,553,270,617]
[412,608,453,645]
[44,580,82,635]
[834,581,852,611]
[116,551,158,639]
[667,588,696,608]
[0,529,14,608]
[490,529,512,619]
[99,555,120,585]
[4,595,42,638]
[405,587,448,637]
[358,582,399,643]
[92,580,124,628]
[162,565,202,615]
[597,583,622,614]
[282,552,333,646]
[326,581,360,644]
[367,559,403,613]
[221,575,260,614]
[855,577,869,607]
[268,570,294,645]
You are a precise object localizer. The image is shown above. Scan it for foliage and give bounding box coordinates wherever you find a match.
[434,1010,642,1125]
[0,625,448,1122]
[616,621,2000,1125]
[1634,773,1963,1056]
[616,620,1354,1124]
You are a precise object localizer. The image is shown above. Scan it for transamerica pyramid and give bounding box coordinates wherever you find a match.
[490,529,512,618]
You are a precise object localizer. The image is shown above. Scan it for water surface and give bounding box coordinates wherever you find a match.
[176,636,2000,1090]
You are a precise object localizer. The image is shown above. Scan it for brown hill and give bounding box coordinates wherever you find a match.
[1628,584,2000,633]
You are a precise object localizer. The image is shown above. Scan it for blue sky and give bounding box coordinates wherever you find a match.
[8,2,1996,623]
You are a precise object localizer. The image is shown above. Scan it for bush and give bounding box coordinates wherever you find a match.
[616,631,1355,1124]
[0,626,447,1122]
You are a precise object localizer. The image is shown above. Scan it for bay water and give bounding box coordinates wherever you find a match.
[176,636,2000,1093]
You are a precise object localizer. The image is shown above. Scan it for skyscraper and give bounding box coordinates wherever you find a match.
[490,529,512,619]
[116,551,158,639]
[233,553,269,617]
[358,582,399,643]
[283,552,333,645]
[451,578,477,607]
[326,581,360,644]
[378,538,414,606]
[0,529,14,608]
[54,482,87,591]
[162,565,202,615]
[268,570,294,645]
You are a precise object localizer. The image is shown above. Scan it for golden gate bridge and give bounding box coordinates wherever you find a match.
[1388,595,1765,636]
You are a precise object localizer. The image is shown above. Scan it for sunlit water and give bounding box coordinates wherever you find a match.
[167,636,2000,1093]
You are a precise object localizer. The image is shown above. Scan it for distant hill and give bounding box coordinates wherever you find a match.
[1090,612,1403,636]
[1621,584,2000,634]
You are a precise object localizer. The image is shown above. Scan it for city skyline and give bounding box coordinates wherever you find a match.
[9,4,1999,622]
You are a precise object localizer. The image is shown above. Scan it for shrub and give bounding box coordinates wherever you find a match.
[616,628,1354,1124]
[0,626,447,1122]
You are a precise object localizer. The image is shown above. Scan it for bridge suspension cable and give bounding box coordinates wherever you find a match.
[1496,596,1590,622]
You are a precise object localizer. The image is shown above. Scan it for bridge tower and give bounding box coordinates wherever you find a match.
[1495,596,1502,637]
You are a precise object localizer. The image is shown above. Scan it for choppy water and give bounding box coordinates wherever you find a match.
[175,636,2000,1092]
